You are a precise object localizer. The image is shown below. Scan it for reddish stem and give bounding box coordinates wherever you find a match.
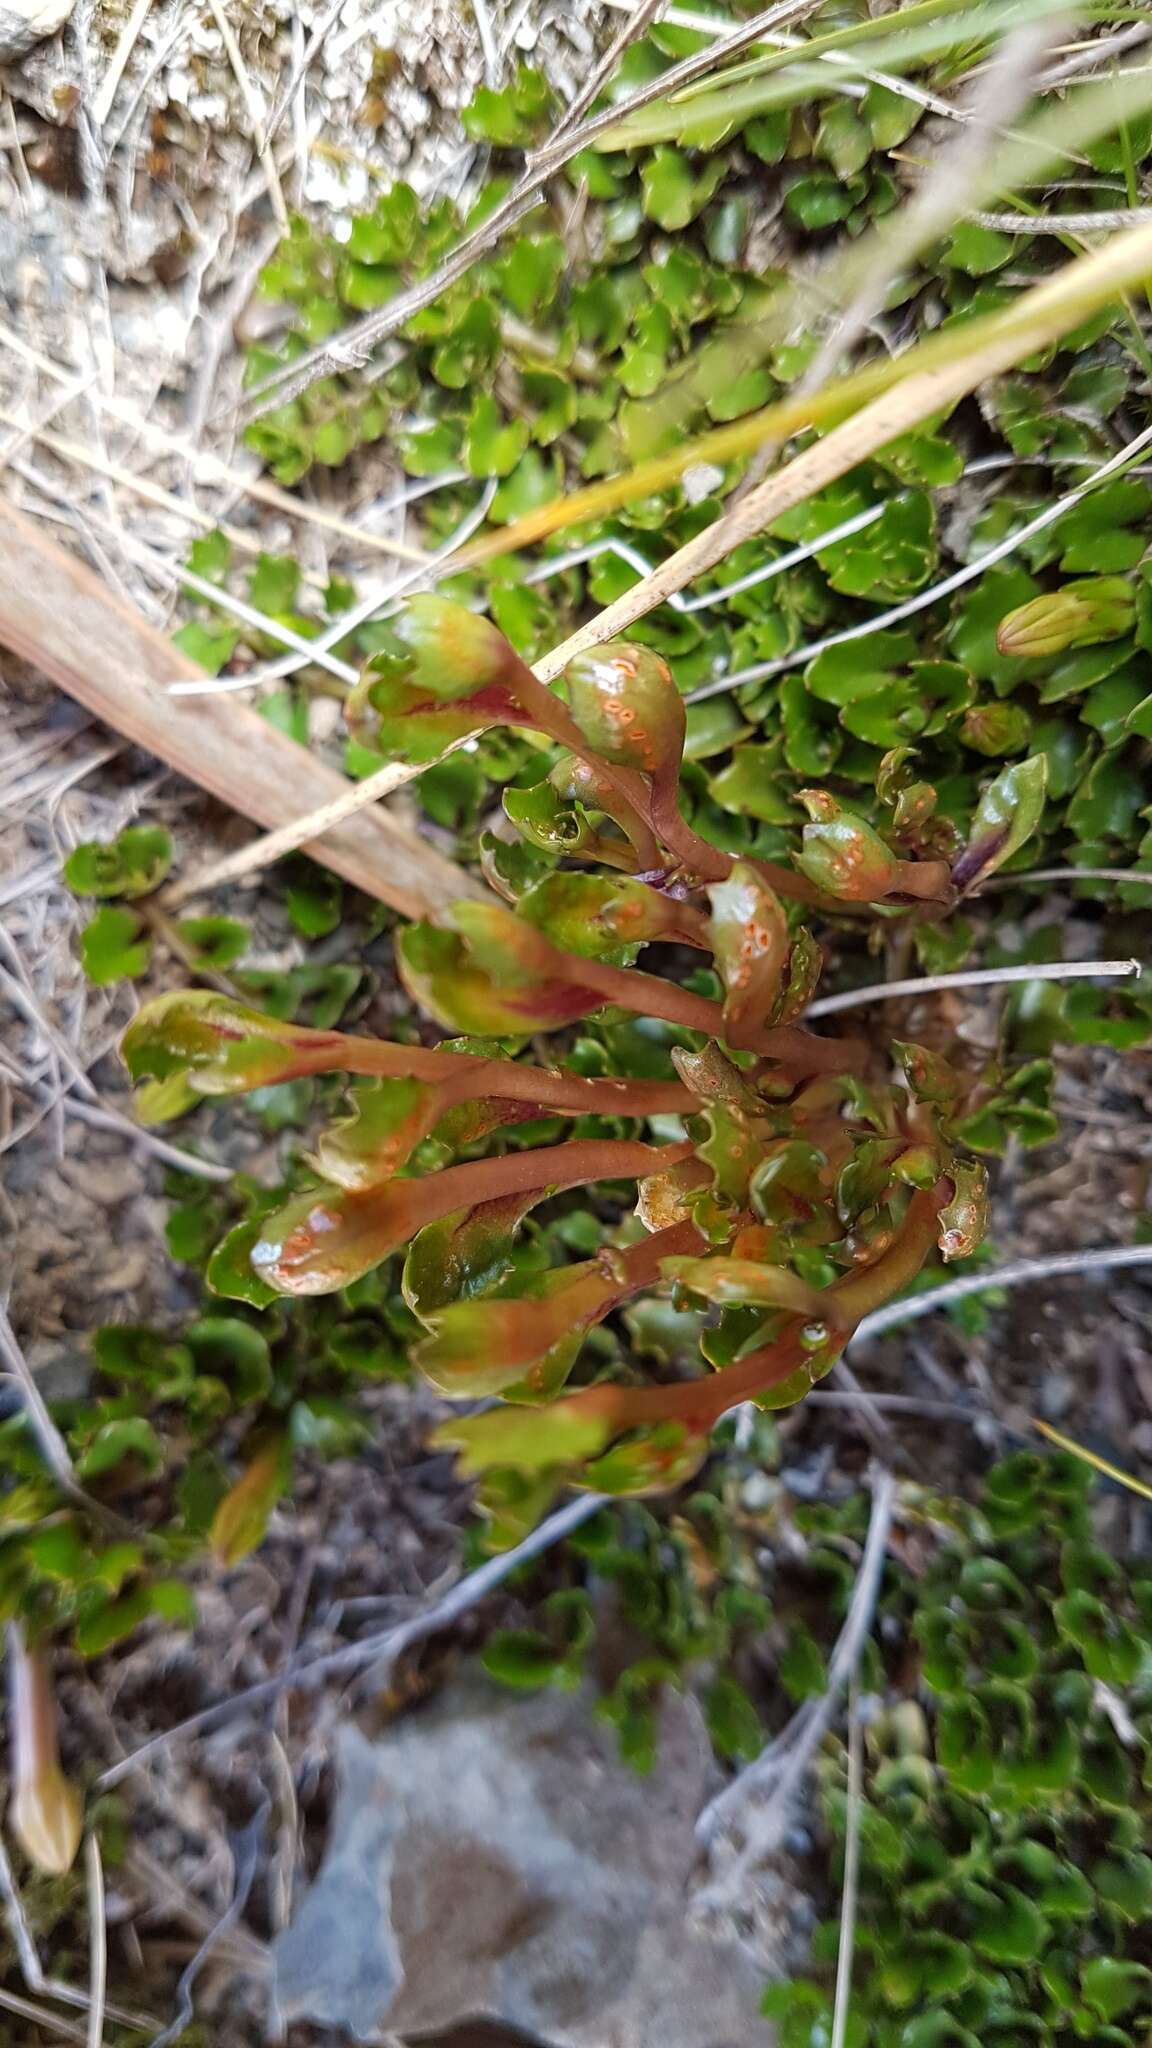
[562,1182,948,1434]
[500,644,665,869]
[398,1140,695,1231]
[555,954,865,1074]
[272,1031,696,1117]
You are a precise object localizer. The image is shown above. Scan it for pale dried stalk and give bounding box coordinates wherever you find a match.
[91,0,155,125]
[800,12,1071,395]
[851,1244,1152,1343]
[0,500,483,919]
[84,1835,106,2048]
[533,216,1152,678]
[689,418,1152,701]
[805,959,1140,1019]
[695,1467,895,1902]
[161,752,442,906]
[830,1679,863,2048]
[205,0,288,231]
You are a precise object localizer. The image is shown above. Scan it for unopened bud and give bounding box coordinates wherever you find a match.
[995,578,1134,659]
[960,702,1032,757]
[794,792,902,902]
[563,641,685,779]
[210,1436,288,1567]
[8,1629,83,1876]
[367,595,512,701]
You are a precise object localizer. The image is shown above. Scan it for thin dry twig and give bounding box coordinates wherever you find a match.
[970,205,1152,232]
[241,0,824,420]
[851,1244,1152,1345]
[0,1832,151,2029]
[830,1678,863,2048]
[696,1466,895,1880]
[49,1093,233,1183]
[96,1493,605,1789]
[1038,18,1152,86]
[0,1299,87,1501]
[144,1798,270,2048]
[0,1987,87,2043]
[171,473,497,697]
[205,0,288,231]
[805,959,1140,1019]
[84,1834,106,2048]
[688,416,1152,701]
[160,751,444,905]
[91,0,155,125]
[552,0,667,136]
[261,0,347,148]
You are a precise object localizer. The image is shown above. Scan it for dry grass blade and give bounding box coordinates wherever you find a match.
[696,1466,895,1892]
[0,320,429,566]
[688,418,1152,700]
[84,1834,106,2048]
[1030,1421,1152,1501]
[0,1300,88,1502]
[144,1798,270,2048]
[0,499,482,918]
[460,62,1152,569]
[830,1678,863,2048]
[530,217,1152,676]
[805,960,1140,1019]
[91,0,155,125]
[550,0,668,136]
[96,1493,604,1789]
[799,11,1072,395]
[161,751,454,906]
[205,0,288,231]
[850,1245,1152,1345]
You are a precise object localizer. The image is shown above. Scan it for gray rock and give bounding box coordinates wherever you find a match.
[272,1675,775,2048]
[0,0,74,63]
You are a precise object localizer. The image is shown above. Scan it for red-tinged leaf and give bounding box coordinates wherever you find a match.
[209,1434,290,1567]
[581,1422,709,1495]
[672,1042,766,1116]
[548,752,659,867]
[563,640,685,781]
[894,1039,965,1111]
[345,598,525,762]
[662,1255,840,1322]
[397,905,606,1035]
[312,1076,441,1187]
[794,791,903,901]
[8,1632,82,1876]
[402,1190,540,1321]
[938,1158,990,1262]
[636,1156,711,1232]
[952,755,1048,891]
[707,862,790,1050]
[431,1401,613,1476]
[518,872,705,962]
[414,1264,608,1399]
[251,1137,669,1296]
[122,991,349,1106]
[251,1182,419,1294]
